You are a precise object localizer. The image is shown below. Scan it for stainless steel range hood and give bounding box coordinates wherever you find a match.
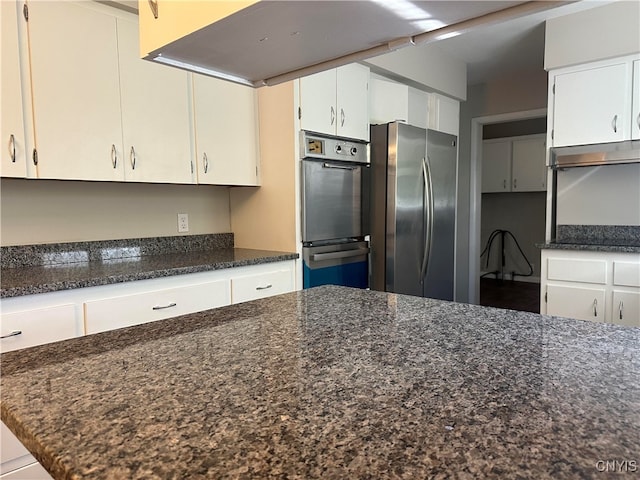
[551,141,640,168]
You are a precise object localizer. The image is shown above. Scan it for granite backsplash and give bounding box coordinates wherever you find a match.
[555,225,640,247]
[0,234,234,269]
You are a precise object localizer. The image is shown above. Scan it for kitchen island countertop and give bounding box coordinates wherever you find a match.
[1,285,639,479]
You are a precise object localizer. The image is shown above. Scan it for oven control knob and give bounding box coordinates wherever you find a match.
[350,147,358,156]
[335,145,342,154]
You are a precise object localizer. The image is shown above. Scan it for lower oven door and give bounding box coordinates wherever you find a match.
[303,241,369,289]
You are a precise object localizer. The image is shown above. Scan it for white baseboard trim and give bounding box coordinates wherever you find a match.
[480,271,541,284]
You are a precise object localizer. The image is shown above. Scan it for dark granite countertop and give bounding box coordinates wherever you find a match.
[1,286,638,479]
[1,233,298,299]
[538,242,640,253]
[539,224,640,253]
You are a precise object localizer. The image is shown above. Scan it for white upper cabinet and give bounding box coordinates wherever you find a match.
[482,140,511,193]
[482,135,546,193]
[632,60,640,140]
[511,136,547,192]
[27,1,125,181]
[427,93,459,136]
[1,1,28,178]
[192,74,260,186]
[300,64,369,141]
[116,17,194,184]
[551,57,634,147]
[369,77,428,129]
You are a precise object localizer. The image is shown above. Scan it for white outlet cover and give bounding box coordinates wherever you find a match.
[177,213,189,233]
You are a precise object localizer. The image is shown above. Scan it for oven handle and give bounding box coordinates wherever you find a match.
[322,162,359,171]
[311,247,369,262]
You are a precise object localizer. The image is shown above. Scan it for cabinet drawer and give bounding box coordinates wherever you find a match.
[84,280,230,334]
[231,269,293,304]
[546,284,606,322]
[613,261,640,287]
[0,304,79,353]
[546,257,607,284]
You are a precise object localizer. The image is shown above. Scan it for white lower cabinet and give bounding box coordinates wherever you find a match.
[231,268,294,304]
[541,249,640,326]
[84,279,230,334]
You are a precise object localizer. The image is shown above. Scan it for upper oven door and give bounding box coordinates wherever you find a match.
[302,159,368,243]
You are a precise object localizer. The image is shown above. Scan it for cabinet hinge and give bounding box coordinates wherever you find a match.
[551,130,554,140]
[552,83,555,95]
[190,160,194,175]
[32,148,38,166]
[23,3,28,21]
[298,107,302,120]
[255,165,258,178]
[544,291,548,303]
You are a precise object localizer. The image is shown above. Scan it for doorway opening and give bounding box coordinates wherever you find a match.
[469,108,547,312]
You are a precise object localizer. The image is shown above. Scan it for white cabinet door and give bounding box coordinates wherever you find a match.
[553,62,631,146]
[546,284,606,322]
[299,69,337,136]
[481,140,511,193]
[369,78,408,125]
[84,280,230,334]
[27,1,124,181]
[116,17,194,184]
[632,60,640,140]
[512,136,546,192]
[231,268,294,304]
[427,93,460,136]
[612,290,640,327]
[1,423,51,479]
[0,304,79,353]
[193,74,259,186]
[1,1,28,178]
[336,63,369,141]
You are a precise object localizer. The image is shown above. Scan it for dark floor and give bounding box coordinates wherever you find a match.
[480,278,541,314]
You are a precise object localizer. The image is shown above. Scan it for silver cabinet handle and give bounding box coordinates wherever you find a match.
[152,302,177,310]
[612,114,618,133]
[637,113,640,131]
[340,108,345,127]
[330,106,335,126]
[1,330,22,339]
[503,179,507,190]
[9,134,16,163]
[203,152,209,174]
[593,298,598,317]
[32,148,38,165]
[619,301,624,320]
[255,284,273,291]
[130,146,136,170]
[111,144,117,169]
[148,0,158,18]
[513,178,517,189]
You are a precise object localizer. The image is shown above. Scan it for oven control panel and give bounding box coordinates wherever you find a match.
[301,131,368,163]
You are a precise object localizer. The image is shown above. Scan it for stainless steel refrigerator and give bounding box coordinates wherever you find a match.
[370,122,457,300]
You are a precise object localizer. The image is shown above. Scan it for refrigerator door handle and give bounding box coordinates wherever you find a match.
[420,156,434,282]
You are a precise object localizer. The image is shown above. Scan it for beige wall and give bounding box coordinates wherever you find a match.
[229,82,297,252]
[545,1,640,70]
[0,179,231,246]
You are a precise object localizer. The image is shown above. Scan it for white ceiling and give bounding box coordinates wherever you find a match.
[106,0,612,87]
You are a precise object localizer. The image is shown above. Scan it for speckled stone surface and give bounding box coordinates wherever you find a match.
[1,233,234,268]
[1,285,638,479]
[540,224,640,253]
[0,248,298,298]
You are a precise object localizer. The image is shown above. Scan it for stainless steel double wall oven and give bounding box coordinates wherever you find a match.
[300,131,370,289]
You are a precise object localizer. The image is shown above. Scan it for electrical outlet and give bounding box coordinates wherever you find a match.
[177,213,189,233]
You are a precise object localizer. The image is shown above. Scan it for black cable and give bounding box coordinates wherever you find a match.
[480,229,534,279]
